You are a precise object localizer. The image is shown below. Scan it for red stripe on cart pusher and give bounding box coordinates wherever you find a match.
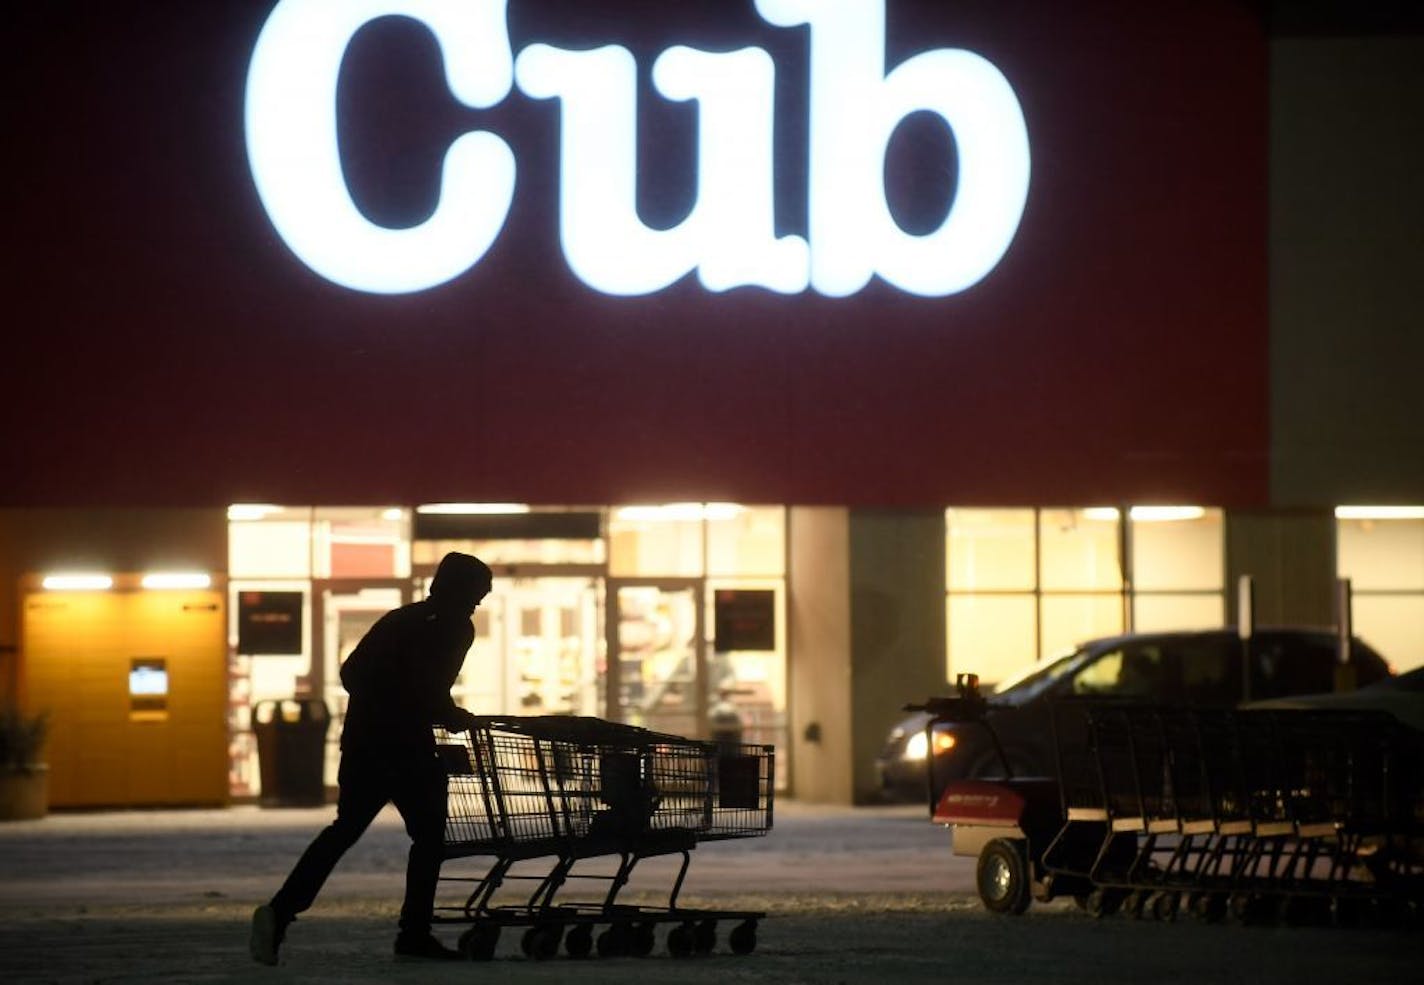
[934,779,1027,827]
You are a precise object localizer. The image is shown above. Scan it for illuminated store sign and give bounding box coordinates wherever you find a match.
[245,0,1030,297]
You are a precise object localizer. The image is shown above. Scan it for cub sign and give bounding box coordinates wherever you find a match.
[245,0,1030,297]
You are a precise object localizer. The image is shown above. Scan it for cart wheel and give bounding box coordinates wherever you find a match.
[728,920,757,955]
[565,925,594,959]
[1230,893,1276,926]
[521,925,561,961]
[458,925,499,962]
[597,924,629,958]
[1361,897,1411,930]
[693,919,717,954]
[667,923,695,958]
[1280,895,1331,927]
[1331,896,1362,929]
[630,922,656,958]
[1081,887,1125,919]
[1122,890,1149,920]
[1188,891,1226,924]
[1149,891,1179,923]
[976,839,1031,916]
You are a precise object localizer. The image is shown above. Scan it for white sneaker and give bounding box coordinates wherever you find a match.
[249,904,290,966]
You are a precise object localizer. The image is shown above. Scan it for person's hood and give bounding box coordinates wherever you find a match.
[429,552,492,607]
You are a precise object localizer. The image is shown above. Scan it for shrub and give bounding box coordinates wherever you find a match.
[0,705,49,769]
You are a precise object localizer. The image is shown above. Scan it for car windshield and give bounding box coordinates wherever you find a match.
[989,648,1086,705]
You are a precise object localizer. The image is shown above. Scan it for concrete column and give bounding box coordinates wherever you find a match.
[1225,510,1336,628]
[787,506,853,803]
[848,509,947,803]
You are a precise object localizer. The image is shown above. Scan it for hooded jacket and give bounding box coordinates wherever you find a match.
[337,553,489,757]
[338,600,474,756]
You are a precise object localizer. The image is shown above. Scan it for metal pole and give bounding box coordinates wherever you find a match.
[1237,574,1254,702]
[1335,577,1356,692]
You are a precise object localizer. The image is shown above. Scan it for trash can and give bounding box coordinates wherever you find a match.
[708,690,746,750]
[252,698,330,807]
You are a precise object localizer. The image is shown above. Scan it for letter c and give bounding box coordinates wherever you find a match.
[244,0,515,294]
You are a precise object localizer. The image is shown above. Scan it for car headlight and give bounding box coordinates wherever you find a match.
[904,730,930,761]
[902,730,957,761]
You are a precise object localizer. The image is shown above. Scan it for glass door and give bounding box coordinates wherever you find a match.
[442,574,603,717]
[608,580,705,737]
[463,576,603,716]
[316,581,411,787]
[706,578,788,755]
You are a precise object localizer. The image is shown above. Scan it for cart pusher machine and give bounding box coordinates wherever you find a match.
[908,676,1423,924]
[431,715,774,959]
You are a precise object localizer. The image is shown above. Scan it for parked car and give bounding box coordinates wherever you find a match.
[876,627,1393,802]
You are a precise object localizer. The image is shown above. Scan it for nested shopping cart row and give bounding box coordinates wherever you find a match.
[430,715,774,959]
[1042,702,1424,921]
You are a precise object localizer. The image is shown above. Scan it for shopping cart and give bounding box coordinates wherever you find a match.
[907,677,1423,926]
[430,715,775,959]
[1037,702,1424,924]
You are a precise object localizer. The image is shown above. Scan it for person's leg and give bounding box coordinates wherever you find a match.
[270,752,388,919]
[390,753,450,943]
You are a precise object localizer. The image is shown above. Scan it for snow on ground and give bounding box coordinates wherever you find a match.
[1,802,1418,983]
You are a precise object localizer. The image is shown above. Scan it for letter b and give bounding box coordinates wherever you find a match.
[756,0,1030,297]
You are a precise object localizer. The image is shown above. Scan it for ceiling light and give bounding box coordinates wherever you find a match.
[227,504,284,521]
[1129,506,1206,522]
[616,503,746,522]
[1335,506,1424,521]
[415,503,532,515]
[42,574,114,591]
[141,572,213,590]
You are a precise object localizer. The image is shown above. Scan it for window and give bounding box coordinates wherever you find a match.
[1173,637,1239,705]
[1071,644,1167,699]
[1130,508,1225,631]
[946,506,1226,686]
[944,509,1041,684]
[1250,636,1333,700]
[1337,508,1424,673]
[945,507,1125,684]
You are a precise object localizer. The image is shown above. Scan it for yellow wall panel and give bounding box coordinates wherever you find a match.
[173,724,229,804]
[73,724,128,806]
[127,723,174,804]
[21,586,227,807]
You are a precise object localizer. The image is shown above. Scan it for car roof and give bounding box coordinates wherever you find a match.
[1079,626,1359,652]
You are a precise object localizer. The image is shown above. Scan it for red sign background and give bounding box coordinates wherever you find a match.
[3,0,1267,507]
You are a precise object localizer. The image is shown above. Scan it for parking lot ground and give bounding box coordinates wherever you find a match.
[1,803,1419,983]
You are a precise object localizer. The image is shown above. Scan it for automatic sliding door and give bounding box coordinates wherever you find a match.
[609,581,704,737]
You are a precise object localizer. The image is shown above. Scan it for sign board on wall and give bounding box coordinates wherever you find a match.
[245,0,1031,299]
[237,592,305,655]
[3,0,1269,507]
[714,589,777,652]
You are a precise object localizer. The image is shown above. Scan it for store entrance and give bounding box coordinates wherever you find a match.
[608,580,706,738]
[315,580,413,786]
[456,573,603,718]
[606,578,788,763]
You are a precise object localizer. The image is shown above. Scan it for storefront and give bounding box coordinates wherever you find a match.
[3,2,1421,806]
[223,503,788,799]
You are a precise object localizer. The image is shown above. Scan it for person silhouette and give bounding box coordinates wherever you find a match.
[249,552,493,964]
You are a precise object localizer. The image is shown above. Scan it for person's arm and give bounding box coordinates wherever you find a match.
[421,618,477,731]
[339,611,395,696]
